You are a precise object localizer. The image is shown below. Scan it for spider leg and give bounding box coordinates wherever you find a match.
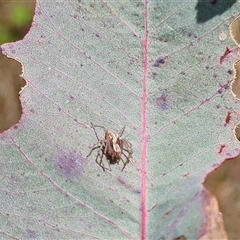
[104,138,110,155]
[122,141,133,157]
[91,123,106,132]
[102,151,112,171]
[123,140,132,149]
[120,152,131,171]
[90,122,103,141]
[123,145,133,152]
[123,149,133,159]
[96,150,112,171]
[95,148,106,172]
[86,144,100,158]
[119,126,126,137]
[120,157,129,171]
[106,159,111,171]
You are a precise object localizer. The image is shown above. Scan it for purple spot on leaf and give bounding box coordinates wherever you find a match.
[26,229,37,240]
[55,149,87,178]
[135,189,141,194]
[146,134,151,141]
[213,74,217,78]
[153,56,167,67]
[152,72,157,77]
[155,92,171,110]
[223,84,229,89]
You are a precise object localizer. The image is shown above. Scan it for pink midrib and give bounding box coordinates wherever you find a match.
[141,1,148,240]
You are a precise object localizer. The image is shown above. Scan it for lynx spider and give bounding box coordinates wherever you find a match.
[87,122,133,171]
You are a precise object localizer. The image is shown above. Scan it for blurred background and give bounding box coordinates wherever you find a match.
[0,1,240,239]
[0,0,35,44]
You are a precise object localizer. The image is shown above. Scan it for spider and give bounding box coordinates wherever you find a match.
[86,122,133,172]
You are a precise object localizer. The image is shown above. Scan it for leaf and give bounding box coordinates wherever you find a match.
[1,1,239,239]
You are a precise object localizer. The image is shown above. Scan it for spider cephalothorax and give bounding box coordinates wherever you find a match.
[87,123,133,171]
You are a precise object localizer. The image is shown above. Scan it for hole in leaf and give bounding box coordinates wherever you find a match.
[0,1,35,133]
[229,17,240,142]
[0,51,26,133]
[229,15,240,46]
[231,60,240,99]
[204,156,240,239]
[205,14,240,239]
[173,235,186,240]
[235,124,240,141]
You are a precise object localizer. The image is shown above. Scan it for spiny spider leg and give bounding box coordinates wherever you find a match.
[104,137,110,155]
[102,147,112,171]
[119,157,128,172]
[122,152,131,169]
[86,143,101,158]
[123,149,133,159]
[106,159,111,171]
[118,126,126,137]
[96,148,105,171]
[96,148,111,171]
[90,122,102,141]
[122,151,131,160]
[91,122,106,131]
[123,140,132,149]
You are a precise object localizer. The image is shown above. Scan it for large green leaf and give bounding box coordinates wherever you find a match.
[1,1,240,239]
